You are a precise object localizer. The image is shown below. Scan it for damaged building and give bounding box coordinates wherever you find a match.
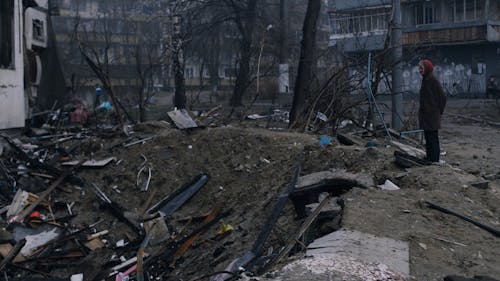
[0,0,26,129]
[0,0,67,130]
[328,0,500,96]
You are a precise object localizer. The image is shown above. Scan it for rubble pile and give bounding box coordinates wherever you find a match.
[0,106,499,281]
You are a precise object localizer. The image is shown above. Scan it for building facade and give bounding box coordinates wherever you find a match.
[50,0,170,105]
[328,0,500,96]
[0,0,52,129]
[51,0,243,105]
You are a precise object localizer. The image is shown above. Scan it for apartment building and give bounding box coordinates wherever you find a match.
[328,0,500,96]
[50,0,169,105]
[51,0,244,105]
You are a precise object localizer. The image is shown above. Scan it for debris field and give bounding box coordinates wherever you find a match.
[0,100,499,281]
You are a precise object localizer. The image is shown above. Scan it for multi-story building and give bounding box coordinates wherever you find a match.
[51,0,171,105]
[328,0,500,96]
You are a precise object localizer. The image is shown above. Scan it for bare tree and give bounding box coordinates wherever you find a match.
[74,4,131,129]
[70,0,171,125]
[289,0,321,129]
[216,0,260,107]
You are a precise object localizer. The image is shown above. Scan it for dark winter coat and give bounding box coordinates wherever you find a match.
[419,73,447,130]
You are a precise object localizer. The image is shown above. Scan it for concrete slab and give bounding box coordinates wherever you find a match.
[296,169,375,189]
[167,109,198,129]
[307,228,410,277]
[256,253,407,281]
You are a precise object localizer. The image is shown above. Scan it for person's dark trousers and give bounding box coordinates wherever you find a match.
[424,130,440,162]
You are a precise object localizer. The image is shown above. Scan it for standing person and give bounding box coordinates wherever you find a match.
[418,59,447,162]
[95,84,102,107]
[94,84,103,126]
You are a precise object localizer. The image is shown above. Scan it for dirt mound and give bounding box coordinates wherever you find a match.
[1,103,499,281]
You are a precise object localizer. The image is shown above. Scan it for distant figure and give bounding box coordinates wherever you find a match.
[95,84,102,107]
[487,76,499,99]
[418,59,447,162]
[67,98,89,126]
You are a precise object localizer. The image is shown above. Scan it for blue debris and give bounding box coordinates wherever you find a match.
[319,135,332,147]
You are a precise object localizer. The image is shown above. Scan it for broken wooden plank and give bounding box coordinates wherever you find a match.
[62,157,116,167]
[123,136,155,148]
[390,140,426,159]
[387,128,422,146]
[393,150,427,168]
[272,195,332,265]
[196,105,222,123]
[84,238,105,251]
[8,160,85,225]
[7,190,30,218]
[171,208,221,266]
[336,133,363,146]
[0,239,26,271]
[92,184,144,236]
[1,135,83,185]
[0,243,25,263]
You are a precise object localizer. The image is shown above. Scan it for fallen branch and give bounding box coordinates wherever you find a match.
[0,239,26,272]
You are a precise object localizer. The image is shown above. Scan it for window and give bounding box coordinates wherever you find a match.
[32,19,45,42]
[185,68,193,79]
[0,0,14,68]
[331,7,391,35]
[424,3,434,24]
[453,0,484,22]
[415,2,437,25]
[224,68,236,78]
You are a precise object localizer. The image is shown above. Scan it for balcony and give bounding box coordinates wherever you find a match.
[401,0,500,45]
[328,0,500,51]
[402,20,500,45]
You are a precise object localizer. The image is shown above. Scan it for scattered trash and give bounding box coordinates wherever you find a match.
[217,221,234,236]
[247,114,267,120]
[98,101,113,110]
[167,109,198,129]
[21,228,60,256]
[319,135,332,147]
[70,274,83,281]
[316,112,328,122]
[93,184,143,236]
[0,99,497,281]
[147,174,210,217]
[470,181,489,189]
[377,179,400,191]
[62,157,117,167]
[123,136,155,148]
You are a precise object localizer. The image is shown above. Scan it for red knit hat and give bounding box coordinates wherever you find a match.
[419,59,433,75]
